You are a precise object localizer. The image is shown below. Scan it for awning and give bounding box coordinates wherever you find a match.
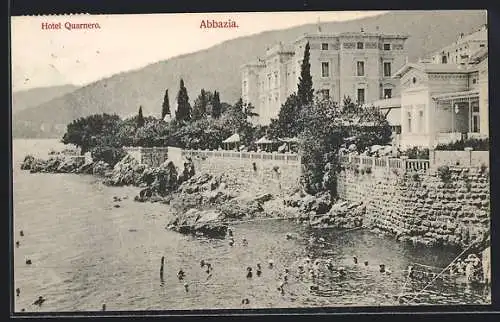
[278,137,300,143]
[223,133,240,143]
[432,89,479,102]
[255,136,275,144]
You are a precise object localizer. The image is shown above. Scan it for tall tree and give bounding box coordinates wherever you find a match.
[137,106,145,128]
[192,89,209,120]
[210,90,222,119]
[161,89,170,120]
[297,42,314,107]
[175,79,191,123]
[268,93,301,139]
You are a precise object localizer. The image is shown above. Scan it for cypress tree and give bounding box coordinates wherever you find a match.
[192,89,208,120]
[161,89,170,120]
[297,42,314,107]
[211,90,222,119]
[175,79,191,122]
[137,105,145,128]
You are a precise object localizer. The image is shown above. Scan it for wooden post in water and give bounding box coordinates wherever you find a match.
[160,256,165,278]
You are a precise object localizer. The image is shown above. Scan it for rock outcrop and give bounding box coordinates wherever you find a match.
[166,208,228,238]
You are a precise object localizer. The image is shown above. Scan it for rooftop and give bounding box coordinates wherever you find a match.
[294,31,409,44]
[393,62,477,78]
[431,26,487,56]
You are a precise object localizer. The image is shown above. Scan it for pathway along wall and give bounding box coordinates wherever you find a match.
[337,164,490,248]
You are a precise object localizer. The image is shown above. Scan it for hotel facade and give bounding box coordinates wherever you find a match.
[241,29,409,125]
[390,24,488,148]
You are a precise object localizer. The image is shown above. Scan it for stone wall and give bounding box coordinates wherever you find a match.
[188,155,301,196]
[337,164,490,247]
[124,147,169,167]
[430,149,489,168]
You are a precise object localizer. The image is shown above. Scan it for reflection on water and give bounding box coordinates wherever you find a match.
[12,140,490,312]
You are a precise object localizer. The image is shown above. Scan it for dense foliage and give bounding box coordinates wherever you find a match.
[298,96,392,195]
[175,79,192,123]
[435,138,489,151]
[403,147,430,159]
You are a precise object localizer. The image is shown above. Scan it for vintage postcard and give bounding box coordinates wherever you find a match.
[11,10,490,313]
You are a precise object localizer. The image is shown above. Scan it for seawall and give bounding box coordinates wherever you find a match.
[337,163,490,247]
[182,150,301,196]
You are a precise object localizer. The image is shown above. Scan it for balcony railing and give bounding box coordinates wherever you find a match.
[340,154,430,173]
[181,149,301,163]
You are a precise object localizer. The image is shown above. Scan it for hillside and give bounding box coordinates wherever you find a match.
[12,84,79,114]
[12,10,487,138]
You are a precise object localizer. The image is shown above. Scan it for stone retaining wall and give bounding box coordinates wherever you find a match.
[337,164,490,247]
[189,156,301,196]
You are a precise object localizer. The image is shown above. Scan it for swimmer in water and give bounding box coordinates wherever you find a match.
[256,263,262,277]
[205,263,213,274]
[268,260,274,269]
[364,261,369,267]
[241,298,250,305]
[379,264,386,274]
[102,304,106,311]
[183,282,189,292]
[177,269,185,281]
[246,267,253,278]
[242,238,248,247]
[353,256,358,264]
[33,296,45,307]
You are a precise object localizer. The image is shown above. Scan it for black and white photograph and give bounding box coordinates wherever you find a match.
[11,10,491,312]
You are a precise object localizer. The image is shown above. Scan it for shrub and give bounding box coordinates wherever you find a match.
[437,165,452,183]
[90,146,127,167]
[403,147,430,159]
[435,138,489,151]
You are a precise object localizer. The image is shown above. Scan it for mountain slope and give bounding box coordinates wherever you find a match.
[12,84,79,114]
[13,10,487,138]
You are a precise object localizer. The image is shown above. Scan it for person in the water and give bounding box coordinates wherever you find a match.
[246,267,253,278]
[379,264,386,273]
[177,269,185,281]
[268,260,274,269]
[256,263,262,277]
[102,304,106,311]
[183,282,189,292]
[205,263,213,274]
[364,261,369,267]
[20,230,24,237]
[242,238,248,247]
[16,288,20,297]
[241,298,250,305]
[353,256,358,264]
[33,296,45,306]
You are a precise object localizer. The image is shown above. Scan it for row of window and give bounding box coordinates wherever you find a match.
[315,87,392,102]
[321,42,392,51]
[320,61,392,77]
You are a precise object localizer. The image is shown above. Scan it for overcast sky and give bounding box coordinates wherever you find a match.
[11,11,386,92]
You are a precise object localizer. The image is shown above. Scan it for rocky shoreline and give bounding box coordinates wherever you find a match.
[19,149,486,249]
